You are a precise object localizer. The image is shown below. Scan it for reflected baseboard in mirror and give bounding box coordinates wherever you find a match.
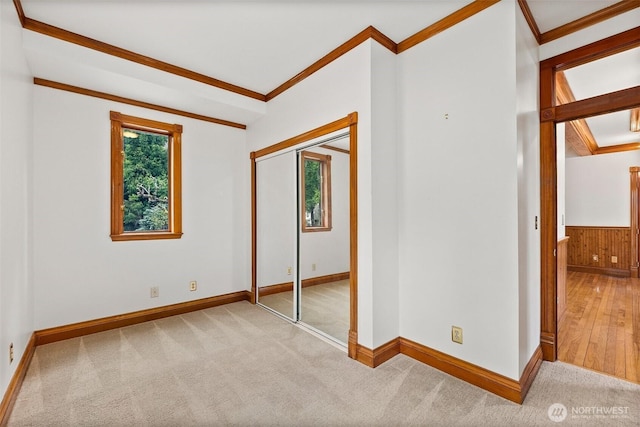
[259,277,350,345]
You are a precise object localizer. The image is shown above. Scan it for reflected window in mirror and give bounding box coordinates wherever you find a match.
[301,151,332,232]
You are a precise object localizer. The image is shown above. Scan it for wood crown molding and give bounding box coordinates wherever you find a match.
[14,0,502,104]
[0,334,36,427]
[12,0,25,27]
[265,26,396,101]
[517,1,541,44]
[540,1,640,45]
[34,78,246,129]
[34,290,251,346]
[397,0,500,53]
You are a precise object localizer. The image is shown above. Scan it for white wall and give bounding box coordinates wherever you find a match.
[370,42,399,348]
[247,41,380,348]
[515,5,540,375]
[0,0,35,398]
[565,150,640,227]
[32,87,248,329]
[398,1,521,379]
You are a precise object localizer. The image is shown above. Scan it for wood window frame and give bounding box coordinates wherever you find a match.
[300,150,332,233]
[110,111,183,241]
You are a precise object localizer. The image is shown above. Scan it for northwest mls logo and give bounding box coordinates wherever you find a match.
[548,403,568,422]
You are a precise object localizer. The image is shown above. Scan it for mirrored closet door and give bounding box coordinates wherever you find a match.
[255,133,351,346]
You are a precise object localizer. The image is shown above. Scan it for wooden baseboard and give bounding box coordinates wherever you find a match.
[568,265,630,277]
[0,333,36,427]
[519,346,543,401]
[258,272,350,297]
[355,338,401,368]
[35,290,251,345]
[301,272,350,287]
[257,281,293,297]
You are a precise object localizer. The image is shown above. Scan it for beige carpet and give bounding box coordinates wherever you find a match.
[258,280,349,344]
[8,301,640,426]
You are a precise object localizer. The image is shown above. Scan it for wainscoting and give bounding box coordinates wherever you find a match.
[565,226,630,277]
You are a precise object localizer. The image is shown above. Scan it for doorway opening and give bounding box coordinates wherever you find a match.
[540,28,640,381]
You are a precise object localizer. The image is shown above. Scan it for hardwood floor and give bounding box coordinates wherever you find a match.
[558,271,640,383]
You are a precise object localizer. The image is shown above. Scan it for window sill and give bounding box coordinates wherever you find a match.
[301,227,332,233]
[110,232,183,242]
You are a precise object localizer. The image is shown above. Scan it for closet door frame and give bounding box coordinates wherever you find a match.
[250,112,360,359]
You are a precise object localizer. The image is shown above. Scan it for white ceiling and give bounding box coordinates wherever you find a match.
[17,1,640,131]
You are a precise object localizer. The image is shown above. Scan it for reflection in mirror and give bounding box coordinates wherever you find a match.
[256,151,297,320]
[298,139,350,344]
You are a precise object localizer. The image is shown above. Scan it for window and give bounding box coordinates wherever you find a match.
[301,151,331,232]
[110,111,182,241]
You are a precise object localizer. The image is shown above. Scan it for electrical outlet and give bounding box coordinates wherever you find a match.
[611,256,618,264]
[150,286,159,298]
[9,343,14,364]
[312,263,316,271]
[452,326,463,344]
[287,267,292,275]
[190,281,197,291]
[592,254,599,262]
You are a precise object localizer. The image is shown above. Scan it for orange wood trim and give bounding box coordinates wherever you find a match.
[250,152,257,303]
[355,338,400,368]
[258,281,294,297]
[397,0,500,53]
[109,111,183,241]
[631,166,640,278]
[541,27,640,72]
[517,0,542,44]
[369,26,398,54]
[34,78,246,129]
[373,338,401,368]
[519,346,543,400]
[555,85,640,123]
[355,344,375,367]
[348,113,359,361]
[565,123,594,156]
[567,265,631,277]
[631,107,640,132]
[322,145,350,155]
[301,272,350,287]
[540,1,640,45]
[0,333,36,427]
[34,290,251,346]
[594,142,640,155]
[556,71,597,154]
[398,337,522,404]
[266,26,396,101]
[23,18,266,101]
[12,0,25,27]
[253,115,354,159]
[110,232,183,242]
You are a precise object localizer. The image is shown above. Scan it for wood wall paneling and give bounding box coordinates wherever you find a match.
[565,227,631,277]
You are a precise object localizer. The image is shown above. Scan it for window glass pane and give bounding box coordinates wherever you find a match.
[304,158,323,227]
[123,128,169,231]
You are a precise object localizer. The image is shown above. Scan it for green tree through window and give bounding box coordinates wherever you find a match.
[110,111,182,241]
[123,129,169,231]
